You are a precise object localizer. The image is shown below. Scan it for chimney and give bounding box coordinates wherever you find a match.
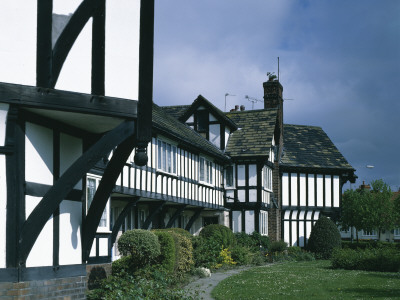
[240,105,245,111]
[235,105,239,111]
[263,77,283,109]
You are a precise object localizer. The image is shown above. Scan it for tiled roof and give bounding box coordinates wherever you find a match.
[153,104,229,161]
[281,124,354,170]
[161,105,190,119]
[225,109,278,158]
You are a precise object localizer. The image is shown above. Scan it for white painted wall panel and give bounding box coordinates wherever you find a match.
[325,175,332,207]
[308,175,315,206]
[316,175,324,206]
[238,190,245,202]
[224,128,230,149]
[232,211,242,233]
[333,176,340,207]
[248,164,257,186]
[291,173,298,206]
[209,124,220,148]
[123,166,129,187]
[282,173,289,206]
[0,104,9,147]
[298,221,305,247]
[0,155,6,268]
[26,196,53,267]
[59,200,81,265]
[249,189,257,202]
[25,123,53,185]
[99,238,108,256]
[245,211,255,234]
[291,221,297,246]
[60,133,82,189]
[237,165,245,186]
[299,174,306,206]
[284,221,290,245]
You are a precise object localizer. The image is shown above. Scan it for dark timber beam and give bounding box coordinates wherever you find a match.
[18,120,135,265]
[166,205,187,228]
[91,0,105,95]
[134,0,154,166]
[51,0,100,88]
[82,137,136,261]
[142,202,165,230]
[185,208,204,231]
[109,198,139,247]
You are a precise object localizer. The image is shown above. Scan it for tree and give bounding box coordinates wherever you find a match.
[340,189,364,241]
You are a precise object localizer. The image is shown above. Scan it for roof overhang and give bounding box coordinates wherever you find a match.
[0,82,137,134]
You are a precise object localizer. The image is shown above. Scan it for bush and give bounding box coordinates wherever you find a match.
[153,230,176,273]
[165,227,193,240]
[112,255,136,275]
[235,232,270,253]
[342,240,400,250]
[269,240,287,253]
[117,229,161,267]
[331,248,400,272]
[307,216,341,259]
[167,230,194,274]
[199,224,236,248]
[230,245,253,265]
[192,236,221,268]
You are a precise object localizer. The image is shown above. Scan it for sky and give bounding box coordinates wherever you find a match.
[0,0,399,191]
[152,0,400,191]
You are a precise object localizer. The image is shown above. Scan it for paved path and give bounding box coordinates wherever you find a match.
[184,266,253,300]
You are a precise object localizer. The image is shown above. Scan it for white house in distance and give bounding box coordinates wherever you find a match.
[0,0,356,298]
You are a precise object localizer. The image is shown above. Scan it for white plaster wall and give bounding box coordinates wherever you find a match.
[299,174,306,206]
[209,124,220,148]
[0,155,7,268]
[224,128,230,149]
[282,173,289,206]
[59,200,82,265]
[0,104,9,147]
[290,173,298,206]
[245,211,254,234]
[26,196,53,267]
[60,133,82,188]
[232,211,242,233]
[316,175,324,206]
[25,123,53,185]
[333,176,340,207]
[308,175,315,206]
[237,165,245,186]
[325,175,332,207]
[248,164,257,186]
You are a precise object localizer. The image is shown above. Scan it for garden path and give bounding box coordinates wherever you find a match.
[184,266,254,300]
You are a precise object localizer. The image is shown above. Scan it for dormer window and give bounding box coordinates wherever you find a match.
[196,110,208,138]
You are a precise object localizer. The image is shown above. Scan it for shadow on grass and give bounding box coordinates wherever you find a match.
[368,273,400,280]
[340,287,400,298]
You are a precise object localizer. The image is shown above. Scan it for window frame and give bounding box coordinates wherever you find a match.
[199,156,213,185]
[157,139,177,175]
[225,165,235,189]
[263,166,273,191]
[86,174,110,232]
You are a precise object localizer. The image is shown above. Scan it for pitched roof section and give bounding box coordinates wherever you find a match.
[161,105,190,119]
[282,124,354,170]
[225,109,278,158]
[152,103,229,162]
[173,95,238,130]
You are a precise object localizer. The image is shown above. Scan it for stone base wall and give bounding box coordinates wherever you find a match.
[0,276,86,300]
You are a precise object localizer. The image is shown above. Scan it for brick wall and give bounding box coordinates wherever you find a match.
[268,161,282,241]
[0,276,86,300]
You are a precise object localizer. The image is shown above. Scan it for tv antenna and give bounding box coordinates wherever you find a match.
[245,95,262,110]
[225,93,236,111]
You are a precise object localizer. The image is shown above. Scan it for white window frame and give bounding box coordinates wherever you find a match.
[224,165,235,189]
[263,166,272,191]
[199,156,213,185]
[86,175,110,232]
[157,139,177,175]
[394,228,400,237]
[362,229,377,237]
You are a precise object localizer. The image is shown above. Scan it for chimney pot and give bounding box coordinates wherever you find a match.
[240,105,245,111]
[235,105,239,111]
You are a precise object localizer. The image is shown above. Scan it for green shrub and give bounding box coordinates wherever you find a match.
[230,245,253,265]
[167,230,194,274]
[192,236,221,268]
[153,230,176,273]
[117,229,161,267]
[165,227,193,240]
[269,240,287,253]
[112,255,136,275]
[287,247,315,261]
[199,224,235,248]
[331,248,400,272]
[307,216,341,259]
[235,232,270,253]
[342,240,400,250]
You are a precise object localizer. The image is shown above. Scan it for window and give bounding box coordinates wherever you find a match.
[225,165,234,187]
[87,176,109,230]
[197,110,208,135]
[199,157,213,184]
[263,166,272,191]
[157,140,177,174]
[394,228,400,236]
[362,230,377,237]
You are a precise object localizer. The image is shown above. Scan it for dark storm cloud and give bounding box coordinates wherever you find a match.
[153,0,400,190]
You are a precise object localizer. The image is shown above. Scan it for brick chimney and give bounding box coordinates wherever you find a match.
[263,77,283,109]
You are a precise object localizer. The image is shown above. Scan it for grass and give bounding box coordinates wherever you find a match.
[211,260,400,299]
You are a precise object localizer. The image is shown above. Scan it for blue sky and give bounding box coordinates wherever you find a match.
[153,0,400,190]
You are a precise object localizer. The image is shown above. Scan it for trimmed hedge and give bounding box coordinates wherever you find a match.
[153,230,176,273]
[331,247,400,272]
[199,224,235,248]
[235,231,270,252]
[117,229,161,267]
[167,230,194,274]
[269,240,288,253]
[342,240,400,250]
[307,216,341,259]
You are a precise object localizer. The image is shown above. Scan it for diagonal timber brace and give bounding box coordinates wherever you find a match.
[166,205,187,228]
[82,137,136,261]
[109,198,139,247]
[18,120,135,265]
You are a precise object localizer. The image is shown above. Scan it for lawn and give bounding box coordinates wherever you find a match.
[211,260,400,299]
